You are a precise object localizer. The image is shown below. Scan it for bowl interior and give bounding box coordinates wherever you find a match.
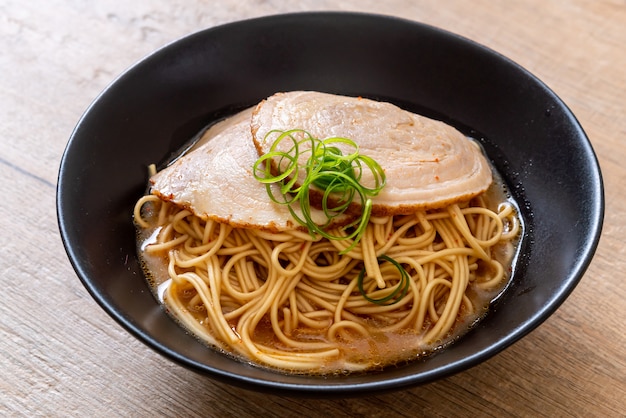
[57,12,603,395]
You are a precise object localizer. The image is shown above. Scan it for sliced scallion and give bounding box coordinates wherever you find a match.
[357,255,410,305]
[253,129,385,253]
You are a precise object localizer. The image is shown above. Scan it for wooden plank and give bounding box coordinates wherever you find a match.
[1,0,624,416]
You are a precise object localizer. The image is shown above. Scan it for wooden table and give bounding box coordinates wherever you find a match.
[1,1,624,416]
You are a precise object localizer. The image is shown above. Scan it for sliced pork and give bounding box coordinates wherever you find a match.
[251,91,493,215]
[149,108,351,232]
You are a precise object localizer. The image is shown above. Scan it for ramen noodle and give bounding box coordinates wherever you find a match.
[134,92,521,374]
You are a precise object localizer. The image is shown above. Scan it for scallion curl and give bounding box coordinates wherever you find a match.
[252,129,386,253]
[357,255,411,305]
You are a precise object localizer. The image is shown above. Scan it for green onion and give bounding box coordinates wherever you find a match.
[253,129,386,253]
[357,255,410,305]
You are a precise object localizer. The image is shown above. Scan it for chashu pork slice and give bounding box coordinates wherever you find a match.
[149,108,351,232]
[251,91,493,216]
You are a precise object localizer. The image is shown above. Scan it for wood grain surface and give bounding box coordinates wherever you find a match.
[1,1,624,416]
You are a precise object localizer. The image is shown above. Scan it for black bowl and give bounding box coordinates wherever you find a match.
[57,12,603,396]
